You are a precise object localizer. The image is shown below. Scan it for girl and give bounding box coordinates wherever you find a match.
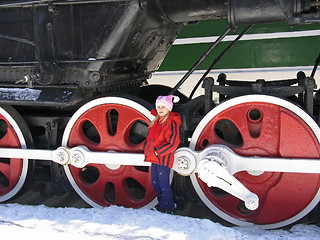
[144,95,181,213]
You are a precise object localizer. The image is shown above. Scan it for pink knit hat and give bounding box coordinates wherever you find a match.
[155,95,180,111]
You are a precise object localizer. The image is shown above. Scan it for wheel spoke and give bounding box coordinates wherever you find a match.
[82,175,109,206]
[0,162,10,181]
[116,105,142,136]
[113,179,133,206]
[82,106,109,145]
[0,126,20,147]
[131,168,151,189]
[67,121,100,148]
[98,105,132,148]
[130,167,156,198]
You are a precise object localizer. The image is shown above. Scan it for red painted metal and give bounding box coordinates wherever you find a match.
[0,113,23,196]
[194,102,320,225]
[66,103,156,207]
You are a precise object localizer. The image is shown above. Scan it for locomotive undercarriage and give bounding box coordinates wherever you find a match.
[1,72,320,229]
[1,0,320,231]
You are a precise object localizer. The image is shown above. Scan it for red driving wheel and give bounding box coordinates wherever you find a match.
[62,97,157,208]
[0,105,33,202]
[190,95,320,229]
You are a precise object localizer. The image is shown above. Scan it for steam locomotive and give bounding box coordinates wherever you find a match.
[1,0,320,229]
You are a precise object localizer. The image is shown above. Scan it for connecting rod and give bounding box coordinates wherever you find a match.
[2,144,320,210]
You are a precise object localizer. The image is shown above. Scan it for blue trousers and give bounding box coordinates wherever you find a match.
[151,163,175,210]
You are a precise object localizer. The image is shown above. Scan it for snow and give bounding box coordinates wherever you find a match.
[0,204,319,240]
[0,88,41,101]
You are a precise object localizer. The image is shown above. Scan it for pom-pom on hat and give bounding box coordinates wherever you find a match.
[155,95,180,111]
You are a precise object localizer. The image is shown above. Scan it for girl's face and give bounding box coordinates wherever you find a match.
[156,105,170,117]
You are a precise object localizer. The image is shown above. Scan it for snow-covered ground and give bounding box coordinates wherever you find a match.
[0,204,319,240]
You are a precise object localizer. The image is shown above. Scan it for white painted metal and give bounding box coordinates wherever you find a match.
[0,147,69,165]
[197,156,259,210]
[68,145,150,168]
[2,143,320,175]
[172,147,197,176]
[192,145,320,175]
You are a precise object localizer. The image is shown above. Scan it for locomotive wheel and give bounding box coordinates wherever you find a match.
[190,95,320,229]
[0,105,33,202]
[62,96,158,208]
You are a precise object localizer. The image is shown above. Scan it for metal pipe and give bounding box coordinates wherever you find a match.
[0,0,126,8]
[155,0,227,23]
[0,34,36,46]
[311,51,320,78]
[228,0,302,27]
[188,24,253,100]
[171,27,231,95]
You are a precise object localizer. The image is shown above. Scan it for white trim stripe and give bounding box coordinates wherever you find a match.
[154,66,315,76]
[173,30,320,45]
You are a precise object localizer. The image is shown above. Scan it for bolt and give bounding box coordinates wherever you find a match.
[70,150,85,167]
[72,154,80,163]
[89,71,101,83]
[46,22,53,31]
[177,157,189,170]
[245,194,259,210]
[57,153,64,163]
[245,200,257,211]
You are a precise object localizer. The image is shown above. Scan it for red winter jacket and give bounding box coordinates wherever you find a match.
[144,109,181,168]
